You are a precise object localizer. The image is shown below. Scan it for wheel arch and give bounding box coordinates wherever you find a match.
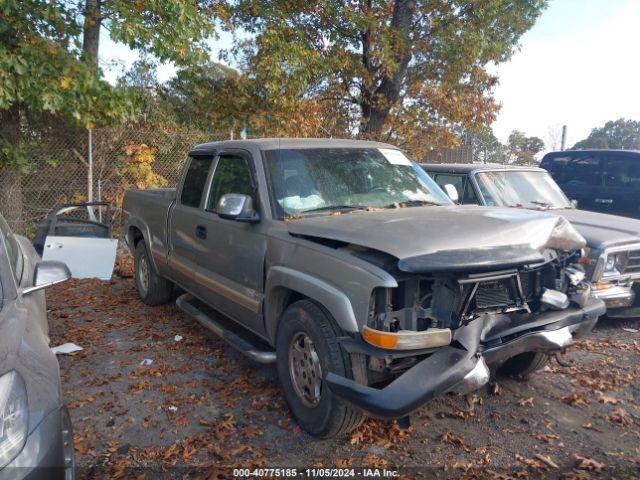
[265,266,359,344]
[127,221,160,274]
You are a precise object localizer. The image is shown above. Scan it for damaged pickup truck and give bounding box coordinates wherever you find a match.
[123,139,605,438]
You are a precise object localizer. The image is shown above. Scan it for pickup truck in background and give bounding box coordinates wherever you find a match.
[123,139,605,438]
[423,163,640,317]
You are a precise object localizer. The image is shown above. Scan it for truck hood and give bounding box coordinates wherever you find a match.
[553,208,640,250]
[287,205,586,273]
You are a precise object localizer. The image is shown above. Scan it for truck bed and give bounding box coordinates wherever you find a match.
[123,188,177,261]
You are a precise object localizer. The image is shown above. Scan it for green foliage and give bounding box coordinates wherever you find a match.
[462,127,506,163]
[102,0,227,67]
[573,119,640,150]
[0,0,137,167]
[506,130,545,165]
[231,0,547,156]
[0,0,228,169]
[0,137,26,169]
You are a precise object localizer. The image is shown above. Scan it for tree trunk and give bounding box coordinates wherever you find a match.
[82,0,102,66]
[360,0,416,137]
[0,106,24,233]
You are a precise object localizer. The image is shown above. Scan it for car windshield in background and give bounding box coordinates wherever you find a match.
[264,148,451,218]
[475,170,573,210]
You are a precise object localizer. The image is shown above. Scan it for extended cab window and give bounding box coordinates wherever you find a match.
[206,155,254,212]
[180,156,213,208]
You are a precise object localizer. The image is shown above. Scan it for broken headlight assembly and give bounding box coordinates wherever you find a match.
[0,371,29,469]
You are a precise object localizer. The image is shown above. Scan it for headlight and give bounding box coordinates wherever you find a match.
[602,252,628,278]
[0,371,29,468]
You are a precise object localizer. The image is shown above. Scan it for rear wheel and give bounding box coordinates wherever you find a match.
[134,241,173,305]
[276,300,365,438]
[499,351,550,377]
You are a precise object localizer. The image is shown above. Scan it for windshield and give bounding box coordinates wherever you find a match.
[264,148,452,218]
[475,170,573,210]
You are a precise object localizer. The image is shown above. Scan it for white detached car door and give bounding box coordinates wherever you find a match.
[39,203,118,281]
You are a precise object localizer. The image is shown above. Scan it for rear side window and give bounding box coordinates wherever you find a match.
[605,157,640,188]
[564,156,603,186]
[0,215,23,283]
[206,155,254,212]
[180,156,213,207]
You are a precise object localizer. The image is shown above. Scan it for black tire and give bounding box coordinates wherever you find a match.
[499,351,550,377]
[276,300,365,438]
[134,241,173,305]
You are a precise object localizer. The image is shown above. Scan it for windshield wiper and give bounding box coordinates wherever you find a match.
[383,200,440,208]
[299,205,370,215]
[531,200,571,210]
[530,200,552,207]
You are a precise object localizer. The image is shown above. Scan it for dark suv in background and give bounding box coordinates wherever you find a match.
[540,150,640,219]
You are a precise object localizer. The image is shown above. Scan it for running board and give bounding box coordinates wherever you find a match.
[176,293,276,364]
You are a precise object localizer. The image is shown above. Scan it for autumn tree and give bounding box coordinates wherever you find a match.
[505,130,544,165]
[573,118,640,150]
[231,0,547,156]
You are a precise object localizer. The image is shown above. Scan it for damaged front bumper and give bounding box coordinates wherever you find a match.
[325,297,605,419]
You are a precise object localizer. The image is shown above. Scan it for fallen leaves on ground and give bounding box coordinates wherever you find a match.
[561,390,590,408]
[574,455,605,472]
[518,397,534,407]
[607,408,632,427]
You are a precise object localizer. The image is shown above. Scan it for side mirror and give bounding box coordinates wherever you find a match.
[217,194,260,223]
[443,184,460,203]
[23,261,71,295]
[571,199,578,208]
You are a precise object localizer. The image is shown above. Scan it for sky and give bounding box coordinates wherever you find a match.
[101,0,640,150]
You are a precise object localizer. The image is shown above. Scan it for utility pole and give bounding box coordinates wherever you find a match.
[87,128,93,201]
[560,125,567,151]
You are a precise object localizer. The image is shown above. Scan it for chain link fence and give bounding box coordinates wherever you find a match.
[0,128,478,236]
[0,128,232,235]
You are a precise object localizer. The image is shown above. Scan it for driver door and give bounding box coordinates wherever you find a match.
[190,150,267,336]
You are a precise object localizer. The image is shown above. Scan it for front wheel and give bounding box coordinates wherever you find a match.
[276,300,365,438]
[134,242,173,305]
[499,351,550,377]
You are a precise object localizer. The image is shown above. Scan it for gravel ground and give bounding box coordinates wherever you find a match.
[47,258,640,479]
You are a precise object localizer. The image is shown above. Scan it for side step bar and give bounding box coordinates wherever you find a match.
[176,293,276,364]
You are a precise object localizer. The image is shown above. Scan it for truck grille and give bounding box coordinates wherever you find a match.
[624,249,640,275]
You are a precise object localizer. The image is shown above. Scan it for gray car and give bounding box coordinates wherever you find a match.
[424,163,640,316]
[0,214,74,479]
[124,139,605,438]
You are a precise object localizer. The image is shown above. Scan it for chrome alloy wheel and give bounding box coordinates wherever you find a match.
[288,332,323,408]
[137,251,149,296]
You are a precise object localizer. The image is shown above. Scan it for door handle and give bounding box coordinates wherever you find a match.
[195,225,207,240]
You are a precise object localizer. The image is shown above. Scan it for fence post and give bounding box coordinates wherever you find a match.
[87,128,94,201]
